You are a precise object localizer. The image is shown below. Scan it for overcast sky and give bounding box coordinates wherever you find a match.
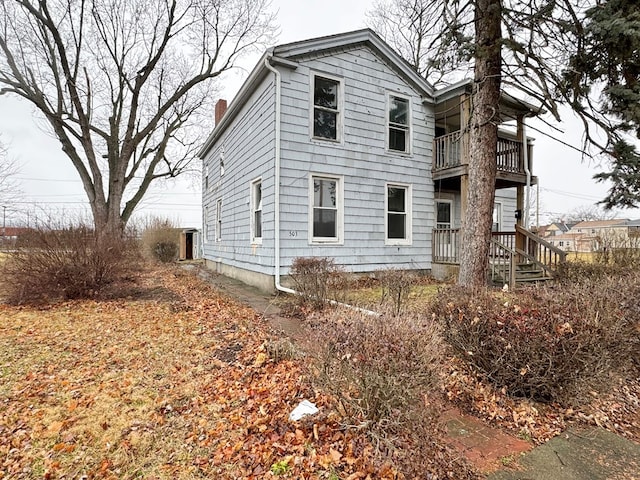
[0,0,636,228]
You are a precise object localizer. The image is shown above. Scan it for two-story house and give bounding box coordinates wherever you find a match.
[198,29,545,292]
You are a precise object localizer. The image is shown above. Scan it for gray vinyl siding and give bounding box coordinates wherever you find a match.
[202,77,276,275]
[277,46,434,273]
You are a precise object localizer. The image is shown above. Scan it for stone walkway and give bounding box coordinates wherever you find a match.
[186,263,640,479]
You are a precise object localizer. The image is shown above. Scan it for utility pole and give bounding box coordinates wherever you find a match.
[2,205,5,237]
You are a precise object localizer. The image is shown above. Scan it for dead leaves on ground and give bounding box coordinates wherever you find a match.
[443,356,640,445]
[0,267,386,479]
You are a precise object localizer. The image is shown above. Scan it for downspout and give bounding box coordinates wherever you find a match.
[263,54,378,316]
[264,53,296,295]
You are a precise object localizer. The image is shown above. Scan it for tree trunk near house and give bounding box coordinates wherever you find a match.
[458,0,502,288]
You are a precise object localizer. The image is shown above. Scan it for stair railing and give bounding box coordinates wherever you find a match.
[489,238,517,289]
[515,225,567,278]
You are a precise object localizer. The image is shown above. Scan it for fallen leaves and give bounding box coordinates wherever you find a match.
[443,355,640,445]
[0,266,386,479]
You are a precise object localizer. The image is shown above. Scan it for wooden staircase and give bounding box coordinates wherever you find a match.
[489,226,566,288]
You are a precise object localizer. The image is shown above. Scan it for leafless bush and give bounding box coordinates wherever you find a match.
[289,257,346,309]
[305,309,443,430]
[303,309,479,478]
[140,218,180,263]
[374,267,417,315]
[1,223,140,304]
[433,277,639,404]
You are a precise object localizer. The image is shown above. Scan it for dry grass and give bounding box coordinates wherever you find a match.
[0,267,341,479]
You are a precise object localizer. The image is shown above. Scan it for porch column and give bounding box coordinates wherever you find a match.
[460,94,471,220]
[515,115,525,253]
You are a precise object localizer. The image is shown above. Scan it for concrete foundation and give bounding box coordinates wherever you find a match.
[431,262,460,282]
[203,259,276,294]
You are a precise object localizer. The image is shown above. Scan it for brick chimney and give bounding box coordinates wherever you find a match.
[215,99,227,126]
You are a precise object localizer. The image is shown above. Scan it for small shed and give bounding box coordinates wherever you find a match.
[179,228,201,261]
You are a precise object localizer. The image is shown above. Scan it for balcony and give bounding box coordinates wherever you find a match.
[432,130,535,189]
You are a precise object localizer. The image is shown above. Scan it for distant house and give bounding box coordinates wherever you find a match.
[542,218,640,253]
[198,29,546,292]
[0,227,31,247]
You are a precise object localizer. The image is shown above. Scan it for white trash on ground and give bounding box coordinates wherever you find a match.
[289,400,319,421]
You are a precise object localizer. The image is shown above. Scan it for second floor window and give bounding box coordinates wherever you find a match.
[313,75,340,140]
[388,95,410,153]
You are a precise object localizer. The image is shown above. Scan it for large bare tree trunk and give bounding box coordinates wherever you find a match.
[458,0,502,288]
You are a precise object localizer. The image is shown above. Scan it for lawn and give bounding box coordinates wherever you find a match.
[2,265,638,479]
[0,267,383,479]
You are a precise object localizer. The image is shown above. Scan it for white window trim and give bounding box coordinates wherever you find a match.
[435,199,453,229]
[250,177,263,245]
[386,92,412,155]
[493,201,503,232]
[215,198,222,242]
[309,71,344,144]
[308,173,344,245]
[385,182,412,246]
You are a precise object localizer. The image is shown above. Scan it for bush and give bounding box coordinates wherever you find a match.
[374,268,417,315]
[140,218,180,263]
[305,309,443,430]
[289,257,346,309]
[433,277,639,403]
[1,224,140,304]
[304,309,479,478]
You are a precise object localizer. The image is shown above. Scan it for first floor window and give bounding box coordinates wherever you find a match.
[251,179,262,243]
[215,198,222,241]
[436,200,452,230]
[203,206,209,242]
[310,174,342,243]
[386,183,411,244]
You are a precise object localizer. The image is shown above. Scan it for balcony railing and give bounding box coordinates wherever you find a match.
[433,130,526,175]
[432,228,460,263]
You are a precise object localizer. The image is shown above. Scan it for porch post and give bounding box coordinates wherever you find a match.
[460,94,471,220]
[515,115,525,254]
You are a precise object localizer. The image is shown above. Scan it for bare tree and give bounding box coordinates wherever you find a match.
[0,0,276,235]
[366,0,472,85]
[550,205,621,223]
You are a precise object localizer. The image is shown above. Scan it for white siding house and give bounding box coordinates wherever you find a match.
[198,30,537,292]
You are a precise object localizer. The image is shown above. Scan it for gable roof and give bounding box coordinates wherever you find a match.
[198,29,434,158]
[272,29,435,99]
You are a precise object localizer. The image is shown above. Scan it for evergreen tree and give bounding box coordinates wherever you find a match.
[566,0,640,208]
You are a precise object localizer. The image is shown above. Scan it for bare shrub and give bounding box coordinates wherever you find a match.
[374,267,417,315]
[1,223,141,304]
[433,277,639,404]
[305,309,443,430]
[140,218,180,263]
[289,257,346,309]
[303,309,478,478]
